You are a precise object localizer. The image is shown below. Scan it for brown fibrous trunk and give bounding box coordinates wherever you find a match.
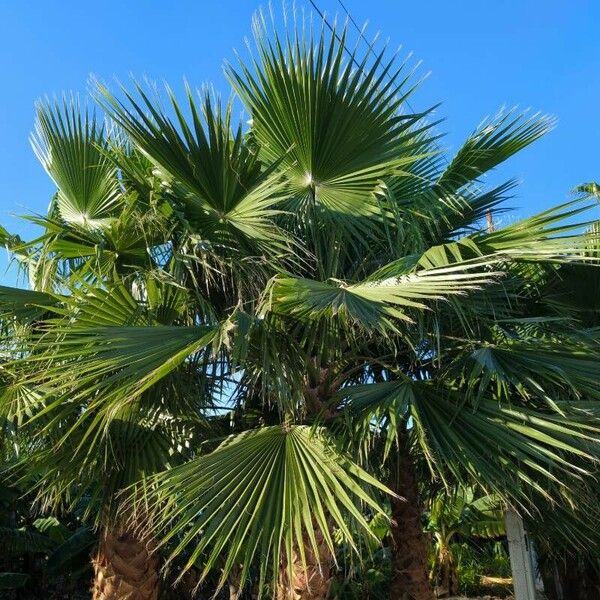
[434,545,458,598]
[92,525,159,600]
[229,564,243,600]
[277,527,333,600]
[389,440,435,600]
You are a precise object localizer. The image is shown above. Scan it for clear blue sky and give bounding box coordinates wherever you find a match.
[1,0,599,283]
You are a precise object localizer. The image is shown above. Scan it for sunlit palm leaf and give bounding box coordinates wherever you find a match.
[16,283,220,450]
[410,384,600,504]
[574,181,600,198]
[227,14,434,233]
[31,98,121,229]
[0,376,42,427]
[0,285,58,323]
[25,324,219,424]
[137,425,390,592]
[419,180,517,242]
[478,198,600,262]
[459,339,600,405]
[437,109,554,193]
[98,83,289,253]
[27,413,195,521]
[264,262,499,331]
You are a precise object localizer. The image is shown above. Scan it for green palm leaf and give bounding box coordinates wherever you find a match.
[0,285,58,322]
[15,283,221,451]
[31,98,121,229]
[138,425,390,592]
[410,384,600,503]
[437,109,554,193]
[479,198,600,262]
[264,261,499,332]
[460,339,600,404]
[98,83,289,253]
[24,324,219,425]
[227,15,434,232]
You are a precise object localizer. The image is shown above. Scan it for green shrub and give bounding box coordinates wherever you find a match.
[454,540,513,598]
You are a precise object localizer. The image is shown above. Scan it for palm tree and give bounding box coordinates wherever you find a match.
[528,478,600,600]
[0,102,220,599]
[426,488,504,597]
[2,9,600,600]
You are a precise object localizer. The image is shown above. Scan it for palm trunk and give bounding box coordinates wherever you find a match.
[92,524,159,600]
[435,544,458,598]
[389,437,435,600]
[276,526,333,600]
[229,564,243,600]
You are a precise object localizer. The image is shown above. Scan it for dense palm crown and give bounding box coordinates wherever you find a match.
[2,12,600,599]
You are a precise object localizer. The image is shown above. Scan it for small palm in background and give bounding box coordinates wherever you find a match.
[426,488,504,598]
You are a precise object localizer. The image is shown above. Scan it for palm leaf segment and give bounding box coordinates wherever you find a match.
[228,17,426,211]
[98,83,289,256]
[226,12,435,271]
[401,110,554,244]
[264,262,499,332]
[20,283,219,434]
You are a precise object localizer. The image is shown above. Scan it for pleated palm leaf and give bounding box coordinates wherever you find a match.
[2,9,600,600]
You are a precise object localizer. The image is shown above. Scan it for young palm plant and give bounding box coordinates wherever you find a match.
[2,9,600,600]
[426,488,504,597]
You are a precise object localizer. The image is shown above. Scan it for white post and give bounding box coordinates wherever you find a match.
[505,509,537,600]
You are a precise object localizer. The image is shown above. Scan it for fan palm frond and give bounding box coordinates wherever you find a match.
[31,97,121,229]
[137,425,390,592]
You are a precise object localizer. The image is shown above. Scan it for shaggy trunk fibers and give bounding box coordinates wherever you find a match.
[277,526,333,600]
[389,437,435,600]
[92,524,159,600]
